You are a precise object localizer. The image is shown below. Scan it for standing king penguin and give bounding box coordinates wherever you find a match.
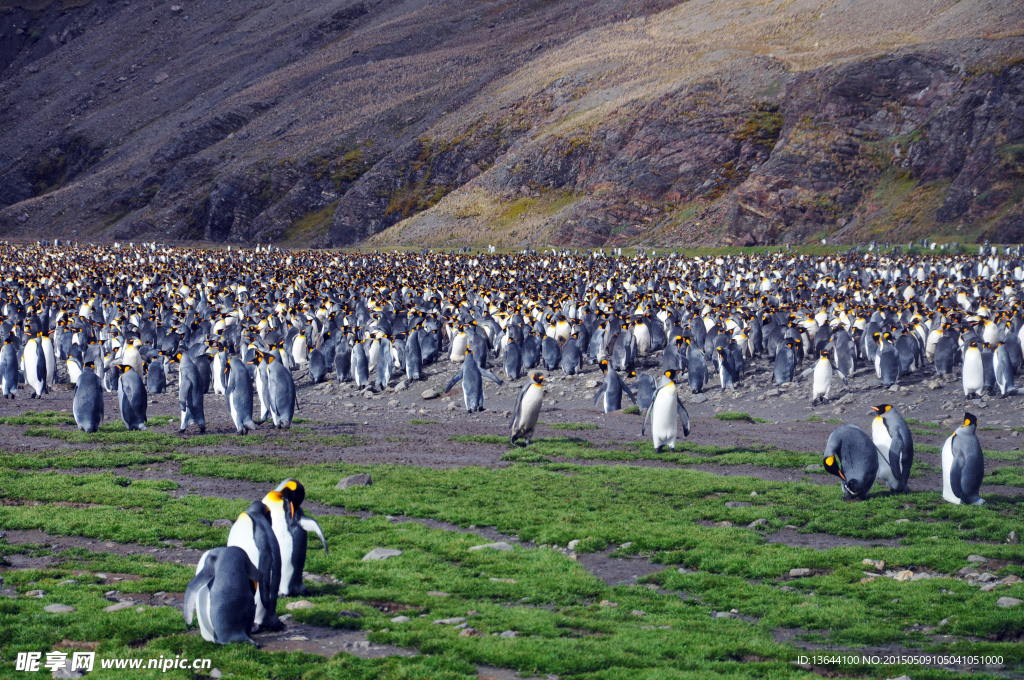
[226,500,285,632]
[510,372,545,446]
[262,479,329,597]
[941,412,986,505]
[869,404,913,492]
[642,369,691,453]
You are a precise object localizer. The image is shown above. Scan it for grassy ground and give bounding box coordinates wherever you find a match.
[1,416,1022,679]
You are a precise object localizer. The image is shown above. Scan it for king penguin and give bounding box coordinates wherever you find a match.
[177,352,206,433]
[117,364,148,431]
[822,425,878,501]
[445,348,503,412]
[226,500,285,632]
[267,354,297,429]
[594,359,635,413]
[226,357,258,435]
[869,404,913,492]
[635,371,656,412]
[941,412,986,505]
[73,363,104,433]
[184,546,261,646]
[510,372,545,446]
[642,369,691,453]
[308,348,328,385]
[1,336,19,398]
[962,340,985,398]
[811,349,832,404]
[262,479,329,597]
[23,333,46,398]
[146,355,166,394]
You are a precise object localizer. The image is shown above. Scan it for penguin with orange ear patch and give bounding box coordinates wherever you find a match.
[263,479,328,596]
[823,425,878,501]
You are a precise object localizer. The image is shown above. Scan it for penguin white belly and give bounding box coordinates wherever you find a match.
[67,361,81,384]
[925,331,940,361]
[962,350,984,396]
[634,326,651,354]
[450,334,468,362]
[651,386,678,450]
[812,359,831,400]
[872,418,897,490]
[267,505,295,596]
[516,384,544,432]
[226,514,267,623]
[941,436,960,504]
[555,322,571,343]
[874,350,882,378]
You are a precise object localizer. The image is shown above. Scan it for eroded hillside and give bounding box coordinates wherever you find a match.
[1,0,1022,247]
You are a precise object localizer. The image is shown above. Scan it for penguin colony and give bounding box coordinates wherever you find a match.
[184,478,328,645]
[1,241,1019,505]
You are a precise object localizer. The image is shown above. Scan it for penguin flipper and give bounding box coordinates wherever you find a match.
[676,399,691,437]
[184,555,217,625]
[621,380,636,405]
[479,366,503,386]
[887,429,907,490]
[299,516,329,556]
[444,367,464,393]
[510,384,527,430]
[949,450,965,502]
[641,402,653,437]
[593,382,605,407]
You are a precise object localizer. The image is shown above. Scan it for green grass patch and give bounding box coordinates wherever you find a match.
[0,411,75,426]
[548,423,599,431]
[623,405,641,415]
[714,412,770,424]
[410,420,439,425]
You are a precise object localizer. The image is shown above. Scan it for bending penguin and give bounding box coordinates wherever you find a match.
[642,369,691,453]
[184,546,261,646]
[870,404,913,493]
[594,359,635,413]
[510,372,545,446]
[226,500,285,632]
[117,365,148,431]
[940,412,986,505]
[262,479,329,597]
[225,357,258,435]
[822,425,878,501]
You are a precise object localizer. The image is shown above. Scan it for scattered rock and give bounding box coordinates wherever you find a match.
[468,542,513,552]
[1008,530,1019,544]
[712,611,738,619]
[894,518,910,524]
[788,568,812,577]
[44,604,76,613]
[421,389,438,400]
[632,610,646,616]
[51,661,84,680]
[362,548,402,561]
[489,577,516,583]
[459,627,482,637]
[393,380,407,392]
[170,4,182,11]
[620,542,633,550]
[388,399,400,408]
[599,600,617,607]
[724,501,751,508]
[499,630,518,638]
[567,539,580,551]
[338,610,362,618]
[747,518,767,529]
[103,601,135,612]
[212,519,233,528]
[337,473,372,489]
[433,617,466,625]
[390,615,410,623]
[585,380,598,388]
[57,580,78,586]
[894,570,914,582]
[714,521,734,528]
[967,554,989,563]
[427,591,449,597]
[996,597,1021,608]
[25,590,46,597]
[884,676,912,680]
[285,600,314,610]
[153,72,169,83]
[446,401,459,410]
[210,670,222,680]
[691,394,708,404]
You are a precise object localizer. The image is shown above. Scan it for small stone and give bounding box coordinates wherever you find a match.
[212,519,233,528]
[967,554,988,563]
[51,661,84,680]
[103,601,135,612]
[468,542,513,552]
[789,568,812,577]
[748,518,768,528]
[724,501,752,508]
[394,380,407,392]
[958,567,979,576]
[170,4,182,11]
[337,473,372,489]
[884,676,912,680]
[996,597,1022,608]
[57,580,78,586]
[940,618,950,625]
[362,548,402,561]
[388,399,400,408]
[44,604,76,613]
[585,379,598,388]
[433,617,466,625]
[25,590,46,598]
[894,570,914,582]
[765,389,780,397]
[446,401,459,410]
[1008,530,1019,544]
[198,519,212,526]
[895,518,910,524]
[286,600,314,610]
[691,394,708,404]
[978,572,997,582]
[421,389,438,400]
[889,384,900,392]
[210,670,222,680]
[979,582,999,592]
[459,627,482,637]
[714,521,734,528]
[1001,575,1021,584]
[567,539,580,551]
[712,611,738,619]
[427,591,449,597]
[489,577,516,583]
[599,600,617,607]
[153,72,169,83]
[620,542,633,550]
[499,630,518,638]
[632,609,646,616]
[911,572,930,581]
[750,491,758,496]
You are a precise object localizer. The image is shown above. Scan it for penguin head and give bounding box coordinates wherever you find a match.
[532,373,545,387]
[823,454,845,480]
[663,368,678,382]
[960,411,978,432]
[599,359,609,374]
[870,405,892,418]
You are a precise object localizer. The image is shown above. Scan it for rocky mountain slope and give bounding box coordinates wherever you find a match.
[1,0,1022,248]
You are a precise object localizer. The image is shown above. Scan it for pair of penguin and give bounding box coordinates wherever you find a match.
[71,363,148,432]
[184,479,329,645]
[823,405,984,505]
[823,404,913,500]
